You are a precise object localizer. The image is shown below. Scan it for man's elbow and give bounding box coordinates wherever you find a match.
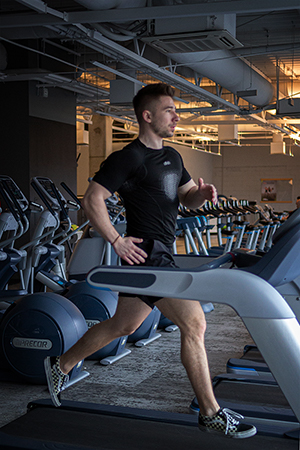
[82,188,107,214]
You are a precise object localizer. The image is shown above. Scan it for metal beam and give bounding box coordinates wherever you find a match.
[75,28,240,113]
[91,60,145,87]
[67,1,300,23]
[1,1,300,28]
[16,0,66,19]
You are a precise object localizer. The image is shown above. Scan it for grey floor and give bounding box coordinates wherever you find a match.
[0,302,252,429]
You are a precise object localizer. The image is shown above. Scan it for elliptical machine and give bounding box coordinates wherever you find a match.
[0,176,89,385]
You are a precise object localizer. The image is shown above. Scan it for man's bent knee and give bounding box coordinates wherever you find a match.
[157,298,206,333]
[117,322,142,337]
[109,313,150,337]
[111,296,152,336]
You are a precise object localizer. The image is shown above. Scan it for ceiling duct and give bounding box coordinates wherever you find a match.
[270,133,286,155]
[73,2,274,108]
[167,48,274,107]
[75,0,146,10]
[142,30,244,53]
[110,79,140,105]
[276,98,300,118]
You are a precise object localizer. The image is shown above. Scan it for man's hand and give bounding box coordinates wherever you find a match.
[113,236,148,265]
[198,177,218,205]
[178,178,218,209]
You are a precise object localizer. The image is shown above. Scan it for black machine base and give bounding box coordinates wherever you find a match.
[0,399,298,450]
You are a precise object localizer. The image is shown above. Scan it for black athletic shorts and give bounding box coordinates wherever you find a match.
[120,239,178,308]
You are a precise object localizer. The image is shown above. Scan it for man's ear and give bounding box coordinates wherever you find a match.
[142,109,152,123]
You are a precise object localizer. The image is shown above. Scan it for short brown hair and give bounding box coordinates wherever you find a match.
[133,83,175,124]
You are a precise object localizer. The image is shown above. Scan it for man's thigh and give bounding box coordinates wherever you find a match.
[156,297,206,328]
[113,295,153,329]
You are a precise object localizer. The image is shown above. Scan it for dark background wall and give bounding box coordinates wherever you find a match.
[0,81,76,199]
[0,78,77,242]
[0,81,31,197]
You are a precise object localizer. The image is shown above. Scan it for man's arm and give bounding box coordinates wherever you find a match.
[178,178,217,209]
[82,181,147,265]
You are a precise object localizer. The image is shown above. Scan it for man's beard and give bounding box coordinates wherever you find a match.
[151,120,174,138]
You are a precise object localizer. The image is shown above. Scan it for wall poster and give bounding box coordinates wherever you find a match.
[261,178,293,203]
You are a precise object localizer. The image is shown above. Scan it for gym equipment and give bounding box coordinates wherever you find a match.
[176,200,300,380]
[277,275,300,319]
[24,177,132,364]
[226,344,275,378]
[85,209,300,438]
[189,372,299,439]
[127,305,161,347]
[182,197,283,256]
[61,181,163,348]
[164,216,214,331]
[190,208,300,436]
[0,206,299,448]
[223,206,300,377]
[0,176,29,300]
[0,177,89,384]
[0,292,89,384]
[0,398,296,449]
[177,205,237,255]
[65,281,130,364]
[31,177,162,353]
[64,186,126,279]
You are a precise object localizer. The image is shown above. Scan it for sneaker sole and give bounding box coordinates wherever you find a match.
[198,424,257,439]
[44,357,61,408]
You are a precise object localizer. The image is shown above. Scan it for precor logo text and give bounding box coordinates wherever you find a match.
[12,337,52,350]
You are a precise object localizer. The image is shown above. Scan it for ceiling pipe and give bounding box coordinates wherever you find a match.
[9,0,276,118]
[0,27,68,41]
[75,0,274,108]
[167,49,274,107]
[75,0,147,41]
[75,0,147,12]
[92,24,135,42]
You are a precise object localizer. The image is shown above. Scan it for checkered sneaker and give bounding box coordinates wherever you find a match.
[198,408,257,439]
[44,356,69,407]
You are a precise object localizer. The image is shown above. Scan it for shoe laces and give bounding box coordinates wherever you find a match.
[221,408,244,434]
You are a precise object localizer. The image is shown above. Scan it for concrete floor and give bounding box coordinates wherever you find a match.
[0,302,252,429]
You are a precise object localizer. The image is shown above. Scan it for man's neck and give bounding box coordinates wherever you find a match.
[138,132,163,149]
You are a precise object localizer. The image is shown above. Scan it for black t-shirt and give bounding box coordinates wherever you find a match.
[93,139,191,246]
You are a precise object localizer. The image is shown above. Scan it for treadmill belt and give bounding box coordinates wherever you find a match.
[0,405,298,450]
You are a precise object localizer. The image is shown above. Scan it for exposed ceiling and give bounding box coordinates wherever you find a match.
[1,0,300,153]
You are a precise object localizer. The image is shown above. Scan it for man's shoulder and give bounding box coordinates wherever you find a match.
[122,138,144,152]
[163,145,183,160]
[114,139,145,160]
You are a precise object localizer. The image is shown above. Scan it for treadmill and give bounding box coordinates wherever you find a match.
[1,210,300,448]
[84,207,300,439]
[0,399,297,449]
